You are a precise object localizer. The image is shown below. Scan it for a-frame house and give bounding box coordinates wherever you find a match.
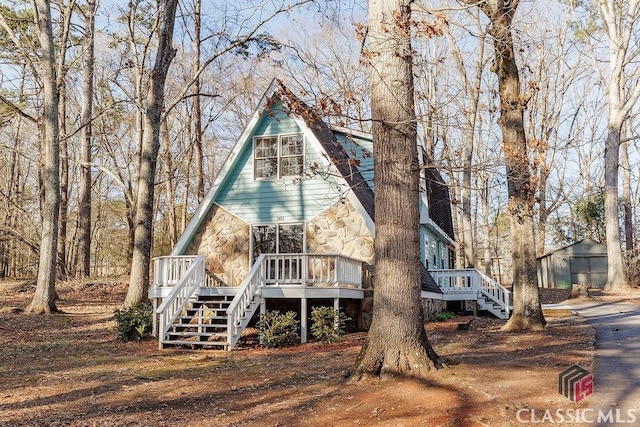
[149,80,510,350]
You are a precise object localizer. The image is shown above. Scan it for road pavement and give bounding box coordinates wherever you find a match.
[569,300,640,426]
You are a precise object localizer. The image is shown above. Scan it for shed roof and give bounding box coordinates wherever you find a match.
[537,238,608,260]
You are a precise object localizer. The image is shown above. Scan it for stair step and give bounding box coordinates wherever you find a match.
[167,331,227,338]
[179,314,228,320]
[184,312,228,319]
[161,340,228,348]
[192,301,231,306]
[171,323,227,329]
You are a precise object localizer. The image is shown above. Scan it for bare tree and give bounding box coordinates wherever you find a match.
[53,0,75,280]
[75,0,97,278]
[462,0,545,330]
[348,0,442,379]
[594,0,640,291]
[438,9,488,268]
[124,0,179,307]
[191,0,204,203]
[27,0,61,313]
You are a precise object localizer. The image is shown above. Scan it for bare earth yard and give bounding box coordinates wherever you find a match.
[0,280,604,426]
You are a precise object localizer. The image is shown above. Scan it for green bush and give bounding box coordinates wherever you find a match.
[113,302,153,341]
[435,310,456,322]
[310,306,350,343]
[256,310,299,348]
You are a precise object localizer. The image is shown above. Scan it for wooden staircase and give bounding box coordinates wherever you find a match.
[476,292,509,319]
[154,254,265,350]
[152,253,366,350]
[429,268,511,320]
[161,294,234,349]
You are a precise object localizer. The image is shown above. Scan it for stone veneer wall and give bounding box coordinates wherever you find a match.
[186,204,250,287]
[307,199,375,328]
[306,199,446,328]
[306,199,374,264]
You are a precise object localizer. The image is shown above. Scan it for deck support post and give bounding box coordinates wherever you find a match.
[152,298,158,337]
[301,298,307,343]
[259,299,266,345]
[334,298,340,329]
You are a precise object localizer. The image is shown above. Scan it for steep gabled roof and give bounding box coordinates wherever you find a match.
[173,79,454,257]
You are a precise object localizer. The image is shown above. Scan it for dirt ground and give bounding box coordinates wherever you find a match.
[0,279,620,427]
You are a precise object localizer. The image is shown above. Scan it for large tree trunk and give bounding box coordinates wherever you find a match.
[76,0,97,279]
[603,119,628,291]
[348,0,442,380]
[473,0,545,330]
[27,0,60,314]
[596,0,640,291]
[125,0,178,307]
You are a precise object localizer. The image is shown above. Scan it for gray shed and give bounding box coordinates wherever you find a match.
[537,239,608,289]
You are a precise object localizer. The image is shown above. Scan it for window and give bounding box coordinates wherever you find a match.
[252,223,305,261]
[254,134,304,179]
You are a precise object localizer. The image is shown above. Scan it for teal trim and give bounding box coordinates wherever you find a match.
[253,106,300,135]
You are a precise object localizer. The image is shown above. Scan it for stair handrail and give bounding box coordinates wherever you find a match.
[156,255,206,344]
[226,254,266,349]
[475,269,511,318]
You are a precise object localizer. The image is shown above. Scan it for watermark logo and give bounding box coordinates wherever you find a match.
[517,408,637,424]
[558,364,593,402]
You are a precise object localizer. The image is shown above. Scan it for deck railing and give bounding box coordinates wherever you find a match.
[429,268,478,294]
[262,253,362,288]
[226,254,266,349]
[155,255,205,348]
[476,269,511,318]
[153,255,200,287]
[430,268,510,318]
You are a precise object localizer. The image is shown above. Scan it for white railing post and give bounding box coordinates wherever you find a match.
[156,255,206,345]
[302,254,309,286]
[226,254,267,350]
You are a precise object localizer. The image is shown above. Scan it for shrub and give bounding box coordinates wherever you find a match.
[113,302,153,341]
[256,310,299,348]
[435,310,456,322]
[310,306,350,343]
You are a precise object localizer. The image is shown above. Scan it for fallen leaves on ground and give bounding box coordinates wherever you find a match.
[0,280,610,426]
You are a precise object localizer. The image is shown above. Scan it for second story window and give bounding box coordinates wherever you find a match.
[254,134,304,179]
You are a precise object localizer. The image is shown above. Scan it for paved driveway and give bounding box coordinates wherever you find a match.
[569,301,640,425]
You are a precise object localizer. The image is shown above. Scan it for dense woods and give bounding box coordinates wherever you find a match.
[0,0,638,300]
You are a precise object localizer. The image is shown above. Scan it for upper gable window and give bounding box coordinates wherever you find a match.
[254,134,304,179]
